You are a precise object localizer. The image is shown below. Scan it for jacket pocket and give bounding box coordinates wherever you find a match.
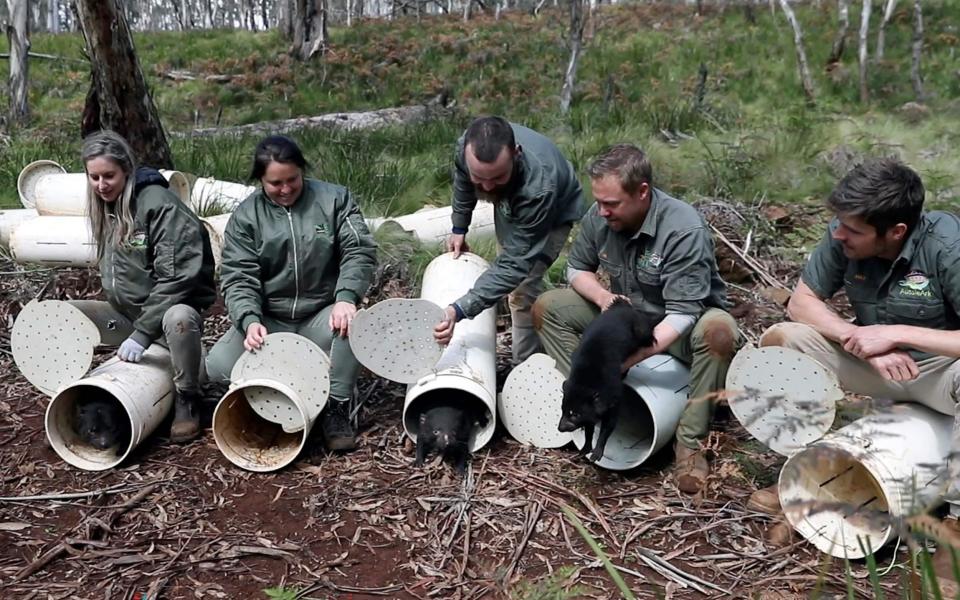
[886,297,946,329]
[154,241,175,279]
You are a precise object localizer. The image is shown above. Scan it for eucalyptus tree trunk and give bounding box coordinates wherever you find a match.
[559,0,584,115]
[778,0,816,105]
[47,0,59,33]
[75,0,173,168]
[827,0,850,65]
[910,0,924,101]
[875,0,897,61]
[462,0,472,22]
[858,0,872,102]
[6,0,30,125]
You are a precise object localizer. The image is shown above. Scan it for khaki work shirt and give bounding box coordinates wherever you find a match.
[802,211,960,359]
[567,187,728,321]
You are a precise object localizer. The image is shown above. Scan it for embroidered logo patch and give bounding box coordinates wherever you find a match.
[898,270,932,297]
[129,230,147,248]
[314,224,328,235]
[637,252,662,269]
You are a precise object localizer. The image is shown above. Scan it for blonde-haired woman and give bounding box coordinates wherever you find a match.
[75,130,217,443]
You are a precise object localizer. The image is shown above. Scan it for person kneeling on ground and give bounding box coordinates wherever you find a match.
[79,130,217,443]
[206,135,378,451]
[534,143,745,492]
[748,159,960,564]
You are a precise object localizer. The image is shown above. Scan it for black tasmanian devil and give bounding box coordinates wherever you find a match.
[74,393,131,456]
[414,395,488,475]
[557,297,658,462]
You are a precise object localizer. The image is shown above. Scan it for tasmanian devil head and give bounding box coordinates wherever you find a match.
[75,397,128,452]
[558,379,605,432]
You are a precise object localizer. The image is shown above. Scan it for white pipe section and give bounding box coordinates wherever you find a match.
[199,213,231,270]
[402,252,497,452]
[32,170,191,216]
[213,378,316,472]
[779,403,952,558]
[0,208,39,249]
[190,177,256,213]
[571,354,690,470]
[45,345,174,471]
[17,160,66,208]
[366,202,495,244]
[10,216,96,266]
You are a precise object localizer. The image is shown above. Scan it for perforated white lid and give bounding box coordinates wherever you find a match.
[726,346,842,457]
[230,332,330,433]
[12,300,100,396]
[17,160,66,208]
[498,353,574,448]
[350,298,446,384]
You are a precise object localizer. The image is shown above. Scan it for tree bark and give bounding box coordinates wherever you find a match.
[6,0,30,126]
[75,0,173,168]
[875,0,897,61]
[462,0,472,22]
[910,0,923,101]
[778,0,816,105]
[559,0,584,115]
[180,0,191,29]
[47,0,59,33]
[827,0,850,65]
[858,0,871,103]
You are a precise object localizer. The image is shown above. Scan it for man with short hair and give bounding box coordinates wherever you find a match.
[433,116,585,364]
[747,159,960,562]
[533,143,745,493]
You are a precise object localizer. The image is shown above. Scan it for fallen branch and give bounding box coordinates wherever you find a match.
[0,51,86,62]
[0,483,134,502]
[636,547,733,595]
[709,224,789,290]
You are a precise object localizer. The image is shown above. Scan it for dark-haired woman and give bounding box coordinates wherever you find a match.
[206,135,378,451]
[78,130,217,443]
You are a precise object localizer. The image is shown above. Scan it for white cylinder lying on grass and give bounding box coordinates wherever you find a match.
[190,177,256,213]
[779,403,952,559]
[9,216,97,266]
[199,212,232,268]
[366,202,495,245]
[45,345,175,471]
[0,208,39,249]
[400,252,498,452]
[30,170,191,215]
[212,333,331,472]
[17,160,66,208]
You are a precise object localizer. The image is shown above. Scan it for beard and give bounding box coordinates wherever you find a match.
[474,162,522,204]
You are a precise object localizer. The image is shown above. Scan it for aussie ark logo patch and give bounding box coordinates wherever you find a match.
[897,270,933,298]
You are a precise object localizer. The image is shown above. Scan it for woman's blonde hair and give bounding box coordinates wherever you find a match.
[81,130,137,260]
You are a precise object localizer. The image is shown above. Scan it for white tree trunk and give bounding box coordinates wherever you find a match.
[346,0,353,26]
[6,0,30,125]
[180,0,190,29]
[828,0,850,64]
[47,0,59,33]
[876,0,897,61]
[462,0,471,22]
[778,0,816,104]
[559,0,584,114]
[858,0,872,102]
[910,0,923,101]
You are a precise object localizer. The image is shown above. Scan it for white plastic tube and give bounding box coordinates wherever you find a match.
[367,202,495,244]
[17,160,66,208]
[32,170,191,215]
[199,213,231,269]
[779,403,952,558]
[45,345,175,471]
[0,208,39,249]
[571,354,691,470]
[402,252,498,451]
[9,216,96,266]
[190,177,256,213]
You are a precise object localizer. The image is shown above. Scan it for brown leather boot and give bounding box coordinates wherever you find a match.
[673,441,709,494]
[170,390,201,443]
[747,484,781,515]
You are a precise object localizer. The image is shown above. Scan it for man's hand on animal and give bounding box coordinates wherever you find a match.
[244,322,268,352]
[433,305,459,346]
[866,350,920,381]
[446,233,469,259]
[840,324,900,359]
[329,301,357,338]
[600,292,631,313]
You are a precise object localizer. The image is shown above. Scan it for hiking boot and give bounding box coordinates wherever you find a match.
[673,441,709,494]
[766,520,795,548]
[321,399,357,452]
[931,517,960,596]
[170,390,202,443]
[747,484,782,515]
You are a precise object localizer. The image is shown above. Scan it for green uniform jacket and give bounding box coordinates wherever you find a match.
[221,178,378,333]
[100,168,217,348]
[802,211,960,359]
[567,187,728,322]
[451,123,584,318]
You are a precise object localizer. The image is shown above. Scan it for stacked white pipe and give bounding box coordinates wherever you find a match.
[366,202,496,245]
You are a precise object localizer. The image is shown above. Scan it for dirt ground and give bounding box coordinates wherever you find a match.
[0,210,904,599]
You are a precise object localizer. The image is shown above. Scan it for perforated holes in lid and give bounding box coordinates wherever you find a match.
[726,345,843,457]
[17,160,66,209]
[350,298,446,384]
[498,353,573,448]
[12,300,100,396]
[229,332,331,433]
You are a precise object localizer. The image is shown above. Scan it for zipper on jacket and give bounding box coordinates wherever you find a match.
[286,208,300,319]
